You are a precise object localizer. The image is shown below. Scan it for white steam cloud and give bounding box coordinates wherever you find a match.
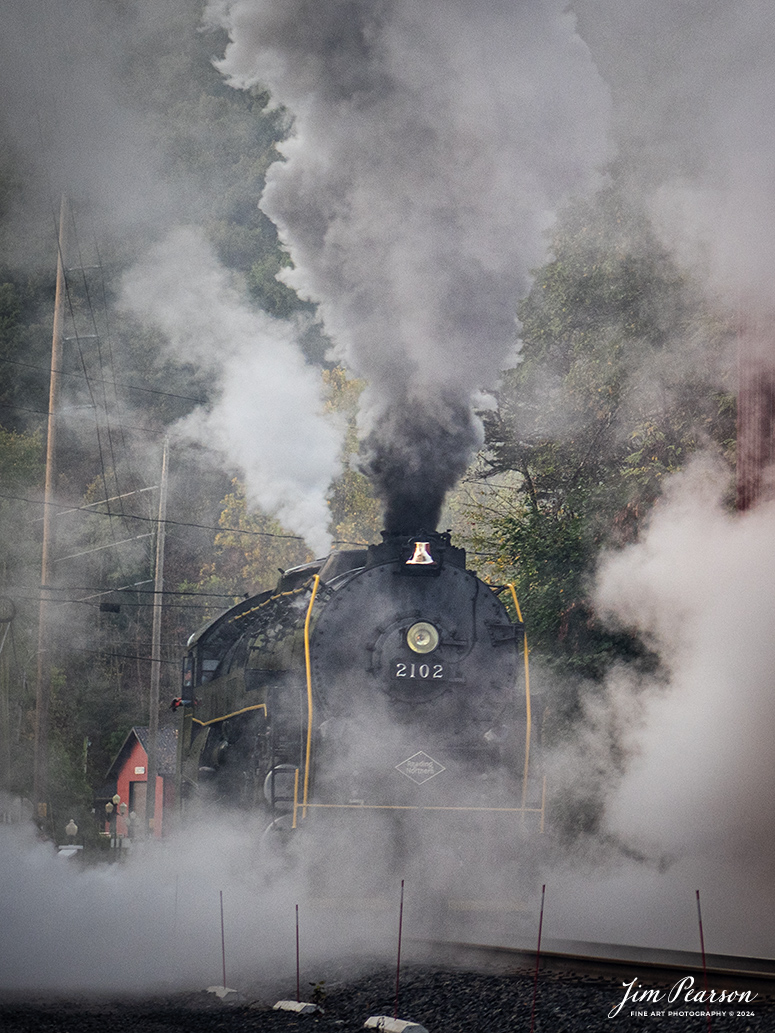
[0,818,398,994]
[543,460,775,957]
[205,0,614,530]
[120,227,342,554]
[596,461,775,870]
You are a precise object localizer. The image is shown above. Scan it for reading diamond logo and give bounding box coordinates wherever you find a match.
[396,751,446,785]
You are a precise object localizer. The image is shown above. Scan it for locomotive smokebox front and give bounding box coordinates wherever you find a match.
[308,530,526,811]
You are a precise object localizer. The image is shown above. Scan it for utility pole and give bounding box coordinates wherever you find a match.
[0,598,15,799]
[34,194,68,825]
[146,437,168,836]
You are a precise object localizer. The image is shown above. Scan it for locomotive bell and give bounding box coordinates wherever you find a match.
[406,621,439,654]
[406,541,435,565]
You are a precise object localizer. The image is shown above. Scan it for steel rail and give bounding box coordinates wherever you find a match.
[407,938,775,999]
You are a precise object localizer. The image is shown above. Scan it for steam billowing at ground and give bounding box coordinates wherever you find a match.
[542,461,775,958]
[0,802,534,994]
[0,817,384,994]
[204,0,613,531]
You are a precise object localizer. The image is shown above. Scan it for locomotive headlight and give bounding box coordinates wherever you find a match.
[406,621,439,654]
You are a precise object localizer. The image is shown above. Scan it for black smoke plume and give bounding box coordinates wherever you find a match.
[205,0,614,530]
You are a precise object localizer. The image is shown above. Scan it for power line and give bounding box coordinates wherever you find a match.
[0,355,207,405]
[9,586,241,605]
[74,648,180,666]
[0,399,163,435]
[53,533,154,563]
[41,585,240,599]
[0,491,305,540]
[51,485,157,518]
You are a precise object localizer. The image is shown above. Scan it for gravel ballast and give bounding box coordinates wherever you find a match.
[0,965,771,1033]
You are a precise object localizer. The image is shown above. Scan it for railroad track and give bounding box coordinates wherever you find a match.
[408,937,775,1000]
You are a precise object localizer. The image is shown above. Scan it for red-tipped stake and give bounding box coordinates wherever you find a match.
[363,880,428,1033]
[220,890,227,991]
[529,884,546,1033]
[696,890,712,1033]
[272,902,323,1017]
[394,879,405,1021]
[296,904,301,1003]
[204,890,238,1001]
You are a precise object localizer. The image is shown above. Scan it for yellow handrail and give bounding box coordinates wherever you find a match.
[508,585,532,818]
[292,767,300,829]
[192,702,267,727]
[302,575,321,817]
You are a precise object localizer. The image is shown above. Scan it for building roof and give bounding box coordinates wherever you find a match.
[104,725,179,783]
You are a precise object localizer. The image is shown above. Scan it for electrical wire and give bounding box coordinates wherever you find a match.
[0,491,306,539]
[0,356,207,405]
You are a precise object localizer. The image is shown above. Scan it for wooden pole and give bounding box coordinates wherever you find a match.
[0,600,15,796]
[146,437,168,836]
[34,194,68,825]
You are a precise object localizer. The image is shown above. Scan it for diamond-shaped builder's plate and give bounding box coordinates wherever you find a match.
[395,751,446,785]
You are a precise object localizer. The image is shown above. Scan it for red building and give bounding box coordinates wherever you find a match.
[99,726,178,838]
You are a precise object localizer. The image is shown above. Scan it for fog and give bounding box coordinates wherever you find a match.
[2,0,775,996]
[576,0,775,315]
[537,460,775,958]
[0,817,384,994]
[0,0,343,551]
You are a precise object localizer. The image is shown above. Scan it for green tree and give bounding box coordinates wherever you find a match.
[323,367,382,547]
[463,185,735,680]
[0,424,43,799]
[189,480,313,606]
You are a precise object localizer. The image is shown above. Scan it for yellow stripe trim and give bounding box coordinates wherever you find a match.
[192,703,267,727]
[229,584,310,626]
[302,575,321,817]
[301,803,544,814]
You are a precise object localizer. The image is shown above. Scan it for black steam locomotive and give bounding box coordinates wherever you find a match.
[177,530,543,906]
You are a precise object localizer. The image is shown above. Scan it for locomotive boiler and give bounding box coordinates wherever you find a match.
[177,530,543,909]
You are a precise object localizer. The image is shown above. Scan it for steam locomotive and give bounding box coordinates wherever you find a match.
[177,530,543,908]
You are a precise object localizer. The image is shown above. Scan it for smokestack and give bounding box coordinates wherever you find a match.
[363,393,481,534]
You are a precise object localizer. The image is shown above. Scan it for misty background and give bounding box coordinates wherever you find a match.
[0,0,773,992]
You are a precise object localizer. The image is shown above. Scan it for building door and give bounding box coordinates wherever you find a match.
[129,780,147,822]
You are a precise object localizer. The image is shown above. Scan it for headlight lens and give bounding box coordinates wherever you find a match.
[406,621,439,654]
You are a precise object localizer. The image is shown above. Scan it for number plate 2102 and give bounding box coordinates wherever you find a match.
[394,660,445,680]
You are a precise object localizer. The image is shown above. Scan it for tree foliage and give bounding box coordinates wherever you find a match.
[462,186,735,680]
[323,367,382,547]
[199,480,313,601]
